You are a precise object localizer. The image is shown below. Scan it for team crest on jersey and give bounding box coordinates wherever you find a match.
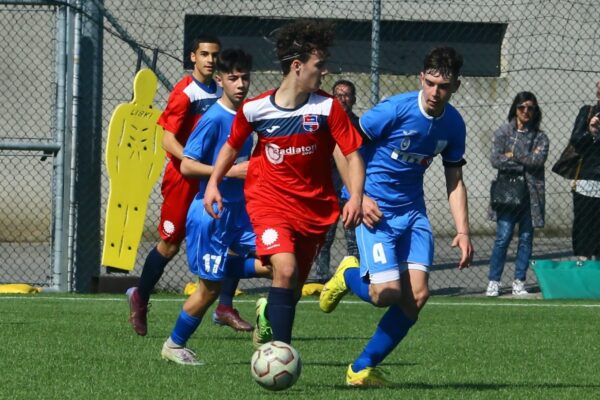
[302,114,320,132]
[400,137,411,151]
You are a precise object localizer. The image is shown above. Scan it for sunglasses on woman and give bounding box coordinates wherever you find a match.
[517,104,537,112]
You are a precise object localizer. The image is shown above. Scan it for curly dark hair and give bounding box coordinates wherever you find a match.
[422,47,463,80]
[275,20,335,75]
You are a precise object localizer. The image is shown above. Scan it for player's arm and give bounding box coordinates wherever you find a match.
[162,131,185,160]
[204,107,252,218]
[333,145,350,188]
[341,150,365,229]
[158,87,190,160]
[444,164,474,270]
[181,157,248,179]
[333,146,380,228]
[203,142,240,218]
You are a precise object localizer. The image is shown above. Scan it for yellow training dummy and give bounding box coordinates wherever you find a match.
[102,68,165,271]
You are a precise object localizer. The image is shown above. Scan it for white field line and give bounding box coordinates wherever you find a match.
[0,296,599,308]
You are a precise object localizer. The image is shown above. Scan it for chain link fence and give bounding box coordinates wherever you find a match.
[0,3,58,287]
[2,0,599,295]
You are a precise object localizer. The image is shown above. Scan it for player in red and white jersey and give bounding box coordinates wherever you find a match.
[127,36,254,337]
[204,20,365,347]
[230,88,358,231]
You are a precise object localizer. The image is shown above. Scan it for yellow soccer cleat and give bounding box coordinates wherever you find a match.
[346,364,393,387]
[319,256,359,313]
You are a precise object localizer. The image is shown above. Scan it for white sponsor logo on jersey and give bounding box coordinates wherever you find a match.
[391,149,433,167]
[265,143,317,165]
[261,228,279,247]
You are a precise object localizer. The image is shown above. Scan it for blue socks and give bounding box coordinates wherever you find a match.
[218,277,239,307]
[267,287,296,344]
[344,267,372,303]
[138,246,171,303]
[225,257,259,279]
[351,305,415,372]
[220,257,259,306]
[170,310,202,347]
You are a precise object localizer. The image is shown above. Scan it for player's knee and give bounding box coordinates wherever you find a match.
[273,264,298,288]
[414,286,430,310]
[403,286,430,316]
[157,240,180,259]
[369,285,402,307]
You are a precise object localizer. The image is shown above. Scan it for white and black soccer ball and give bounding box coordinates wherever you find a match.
[250,341,301,391]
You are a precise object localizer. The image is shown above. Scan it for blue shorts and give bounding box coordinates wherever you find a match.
[185,199,256,281]
[356,207,433,280]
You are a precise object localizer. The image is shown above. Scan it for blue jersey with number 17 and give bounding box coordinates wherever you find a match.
[359,90,466,210]
[183,100,253,203]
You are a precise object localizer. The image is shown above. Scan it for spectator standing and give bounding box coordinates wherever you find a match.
[569,81,600,260]
[312,80,363,282]
[487,91,549,297]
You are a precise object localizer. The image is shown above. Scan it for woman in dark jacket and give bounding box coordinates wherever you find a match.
[487,92,549,297]
[570,81,600,259]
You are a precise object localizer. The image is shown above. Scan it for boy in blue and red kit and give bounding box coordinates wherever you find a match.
[127,35,252,336]
[161,49,272,365]
[203,20,365,348]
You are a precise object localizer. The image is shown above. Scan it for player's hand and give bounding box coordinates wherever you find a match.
[451,233,474,270]
[589,114,600,135]
[342,195,363,229]
[228,161,249,179]
[203,183,223,219]
[362,195,382,229]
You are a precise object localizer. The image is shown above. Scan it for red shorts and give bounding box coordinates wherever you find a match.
[158,161,199,243]
[253,216,328,286]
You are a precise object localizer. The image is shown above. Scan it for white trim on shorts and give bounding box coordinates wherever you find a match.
[369,262,430,284]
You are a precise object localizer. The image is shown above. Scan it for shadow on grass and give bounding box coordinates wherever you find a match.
[319,381,600,391]
[294,335,372,342]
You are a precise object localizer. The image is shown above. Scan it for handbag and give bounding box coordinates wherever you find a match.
[490,172,528,211]
[490,130,537,211]
[551,143,582,180]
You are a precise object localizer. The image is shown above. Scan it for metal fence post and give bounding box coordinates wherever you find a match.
[72,0,104,292]
[370,0,381,106]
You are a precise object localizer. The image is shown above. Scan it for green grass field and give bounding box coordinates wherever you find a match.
[1,293,599,400]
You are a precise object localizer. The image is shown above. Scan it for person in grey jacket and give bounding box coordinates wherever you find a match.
[487,91,549,296]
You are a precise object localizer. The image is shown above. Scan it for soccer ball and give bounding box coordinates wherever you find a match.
[250,341,301,391]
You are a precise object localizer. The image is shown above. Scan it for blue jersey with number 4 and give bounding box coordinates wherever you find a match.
[359,90,466,210]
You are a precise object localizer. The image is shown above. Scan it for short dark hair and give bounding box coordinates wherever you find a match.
[332,79,356,97]
[422,47,463,80]
[216,48,253,74]
[275,20,335,75]
[508,91,542,131]
[189,35,221,53]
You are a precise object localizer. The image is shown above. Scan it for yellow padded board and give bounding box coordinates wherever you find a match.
[102,68,165,270]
